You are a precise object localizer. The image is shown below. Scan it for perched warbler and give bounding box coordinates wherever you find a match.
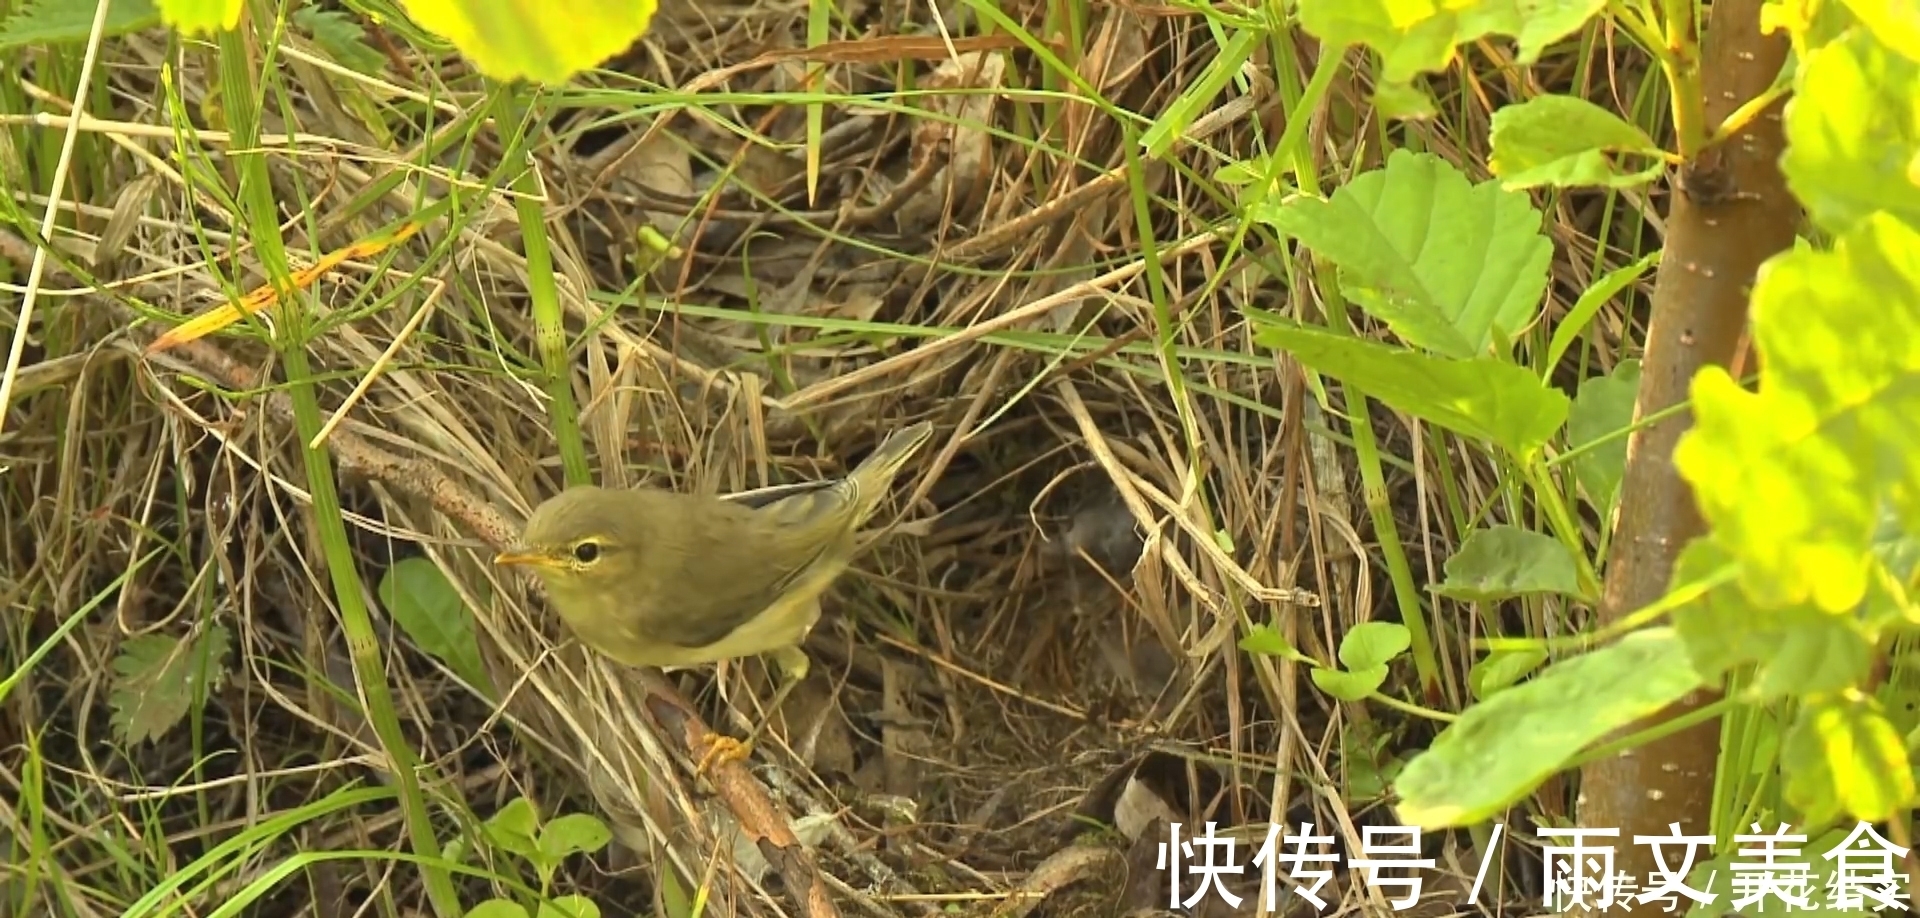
[493,421,934,771]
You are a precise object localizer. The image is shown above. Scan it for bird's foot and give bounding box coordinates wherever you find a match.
[694,733,752,778]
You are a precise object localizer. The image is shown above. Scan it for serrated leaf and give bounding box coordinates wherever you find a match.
[396,0,658,85]
[1295,0,1603,83]
[1780,28,1920,236]
[292,7,388,75]
[1673,212,1920,614]
[1469,648,1547,699]
[1339,622,1411,670]
[1489,95,1665,189]
[1669,540,1875,701]
[156,0,241,34]
[1566,359,1641,517]
[1253,321,1570,460]
[109,624,230,745]
[1435,525,1587,602]
[1394,627,1704,827]
[1312,664,1387,700]
[538,814,612,863]
[378,557,490,694]
[1254,150,1553,359]
[0,0,160,50]
[1782,692,1915,825]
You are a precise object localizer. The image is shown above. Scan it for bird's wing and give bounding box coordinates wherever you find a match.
[757,478,861,529]
[720,479,835,510]
[639,493,849,650]
[643,423,929,651]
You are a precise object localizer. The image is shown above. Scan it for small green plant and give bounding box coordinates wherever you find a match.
[377,556,493,696]
[1241,621,1427,710]
[454,796,614,918]
[109,622,231,745]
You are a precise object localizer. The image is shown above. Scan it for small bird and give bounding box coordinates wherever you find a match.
[493,421,935,773]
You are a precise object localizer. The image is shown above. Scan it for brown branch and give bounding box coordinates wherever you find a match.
[1574,0,1800,910]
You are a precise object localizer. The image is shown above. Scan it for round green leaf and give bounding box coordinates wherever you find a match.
[538,814,613,862]
[1338,621,1412,670]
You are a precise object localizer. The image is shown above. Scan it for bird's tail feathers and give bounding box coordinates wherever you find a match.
[845,420,934,516]
[852,421,933,484]
[761,421,934,531]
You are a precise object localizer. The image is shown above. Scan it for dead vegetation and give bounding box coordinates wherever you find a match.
[0,0,1667,916]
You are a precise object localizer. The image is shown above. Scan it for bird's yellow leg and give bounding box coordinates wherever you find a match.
[695,645,811,777]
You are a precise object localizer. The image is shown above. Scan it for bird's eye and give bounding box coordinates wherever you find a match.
[572,541,602,564]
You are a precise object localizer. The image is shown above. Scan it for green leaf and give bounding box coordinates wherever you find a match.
[1780,28,1920,236]
[538,897,600,918]
[1782,692,1916,825]
[1312,665,1388,700]
[1394,627,1705,827]
[1882,682,1920,741]
[0,0,159,50]
[1372,80,1439,121]
[1239,624,1310,662]
[1339,622,1411,670]
[157,0,241,34]
[1343,725,1403,799]
[1469,648,1548,699]
[465,899,530,918]
[1669,541,1875,701]
[1294,0,1603,83]
[1841,0,1920,60]
[1543,252,1658,372]
[1508,0,1610,65]
[1254,150,1553,359]
[484,797,540,859]
[1489,95,1666,189]
[378,557,491,694]
[1673,212,1920,614]
[110,624,230,745]
[1139,29,1259,159]
[1214,160,1262,187]
[293,7,388,75]
[538,814,613,863]
[1435,525,1587,602]
[396,0,659,85]
[1565,359,1641,517]
[1252,321,1571,460]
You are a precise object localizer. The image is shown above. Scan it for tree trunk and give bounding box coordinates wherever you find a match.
[1572,1,1800,912]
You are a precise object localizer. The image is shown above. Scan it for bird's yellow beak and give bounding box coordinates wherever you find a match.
[493,548,554,569]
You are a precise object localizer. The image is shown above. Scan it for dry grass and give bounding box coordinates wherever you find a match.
[0,1,1662,916]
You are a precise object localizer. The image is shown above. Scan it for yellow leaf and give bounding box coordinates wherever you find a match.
[146,220,427,353]
[397,0,658,85]
[157,0,244,35]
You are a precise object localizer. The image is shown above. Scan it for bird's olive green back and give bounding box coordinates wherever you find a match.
[640,421,933,649]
